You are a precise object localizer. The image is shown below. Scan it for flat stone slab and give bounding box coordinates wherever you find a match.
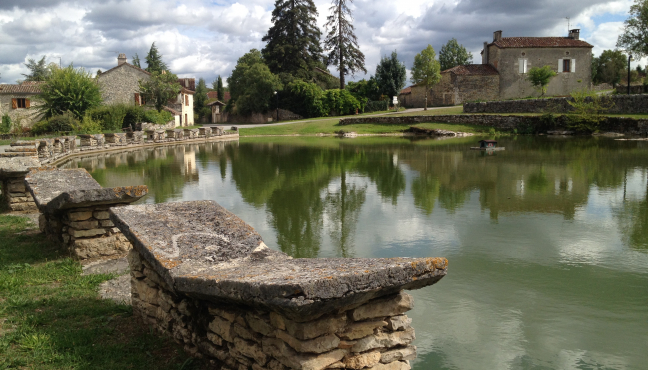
[25,168,148,213]
[82,256,130,276]
[110,201,448,321]
[0,157,42,179]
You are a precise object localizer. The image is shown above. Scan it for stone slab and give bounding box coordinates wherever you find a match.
[110,200,448,321]
[0,157,42,179]
[24,168,148,213]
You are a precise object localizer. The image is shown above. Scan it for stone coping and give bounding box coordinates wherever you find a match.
[110,200,448,321]
[0,157,42,179]
[25,168,147,213]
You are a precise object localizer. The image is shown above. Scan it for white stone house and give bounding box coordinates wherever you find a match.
[97,54,195,127]
[0,82,45,129]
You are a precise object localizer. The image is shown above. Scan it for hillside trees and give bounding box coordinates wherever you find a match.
[262,0,324,79]
[439,38,473,71]
[375,51,406,101]
[411,45,441,110]
[323,0,366,89]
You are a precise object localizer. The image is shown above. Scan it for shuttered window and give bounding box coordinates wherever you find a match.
[559,59,576,73]
[11,98,29,109]
[518,59,528,74]
[185,94,189,106]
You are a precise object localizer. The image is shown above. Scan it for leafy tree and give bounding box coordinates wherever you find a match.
[139,71,181,112]
[262,0,324,79]
[22,56,50,82]
[227,49,282,115]
[194,78,209,118]
[375,51,406,102]
[526,65,556,96]
[145,42,168,74]
[284,80,326,117]
[132,53,141,68]
[411,45,441,110]
[323,0,366,89]
[38,64,102,119]
[439,38,473,71]
[592,50,627,87]
[617,0,648,57]
[346,77,380,102]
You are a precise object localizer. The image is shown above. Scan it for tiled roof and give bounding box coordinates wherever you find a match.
[490,37,593,48]
[443,64,499,76]
[207,91,218,99]
[399,86,412,95]
[181,87,195,95]
[178,78,195,91]
[207,100,226,106]
[0,82,44,94]
[163,106,180,116]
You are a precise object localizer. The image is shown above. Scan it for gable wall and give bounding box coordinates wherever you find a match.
[97,66,150,105]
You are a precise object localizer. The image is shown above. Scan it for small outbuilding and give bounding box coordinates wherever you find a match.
[479,140,497,148]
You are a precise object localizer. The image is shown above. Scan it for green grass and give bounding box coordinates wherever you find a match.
[0,215,205,369]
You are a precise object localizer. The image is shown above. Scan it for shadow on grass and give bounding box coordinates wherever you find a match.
[0,215,206,369]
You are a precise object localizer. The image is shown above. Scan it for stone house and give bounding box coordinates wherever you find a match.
[0,81,45,129]
[402,29,594,107]
[97,54,195,127]
[207,100,226,123]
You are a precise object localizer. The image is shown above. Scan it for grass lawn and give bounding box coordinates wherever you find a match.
[0,215,205,370]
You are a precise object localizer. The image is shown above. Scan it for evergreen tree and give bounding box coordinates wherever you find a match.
[411,45,441,110]
[375,51,406,101]
[132,53,141,68]
[145,42,168,73]
[323,0,366,89]
[22,56,50,82]
[194,78,209,118]
[439,38,473,71]
[217,75,225,101]
[262,0,324,79]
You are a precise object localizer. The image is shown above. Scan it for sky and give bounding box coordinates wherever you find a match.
[0,0,642,87]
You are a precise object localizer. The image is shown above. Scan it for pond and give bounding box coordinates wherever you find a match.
[61,136,648,370]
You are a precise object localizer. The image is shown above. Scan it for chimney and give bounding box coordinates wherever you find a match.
[493,30,502,42]
[568,29,580,40]
[117,53,127,66]
[482,42,489,64]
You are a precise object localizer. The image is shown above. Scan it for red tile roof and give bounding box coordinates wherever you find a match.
[0,81,45,94]
[490,37,593,49]
[207,91,218,99]
[399,86,412,95]
[442,64,499,76]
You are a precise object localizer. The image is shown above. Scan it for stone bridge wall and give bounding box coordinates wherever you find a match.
[463,94,648,114]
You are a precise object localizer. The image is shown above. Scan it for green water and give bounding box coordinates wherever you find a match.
[62,136,648,370]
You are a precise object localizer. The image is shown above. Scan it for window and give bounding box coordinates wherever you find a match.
[185,94,189,106]
[518,59,528,74]
[563,59,571,73]
[12,98,29,109]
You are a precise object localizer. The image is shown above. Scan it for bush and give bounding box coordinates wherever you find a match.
[283,80,326,118]
[364,100,389,113]
[143,109,173,125]
[47,111,78,132]
[123,105,146,129]
[566,89,614,133]
[323,89,361,116]
[39,64,102,119]
[1,114,11,134]
[87,105,126,131]
[71,113,102,134]
[31,120,51,135]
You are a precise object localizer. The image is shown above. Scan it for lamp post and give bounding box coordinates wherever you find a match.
[628,53,633,95]
[274,91,278,121]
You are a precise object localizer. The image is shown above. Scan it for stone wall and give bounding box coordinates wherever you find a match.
[129,248,416,370]
[0,93,44,128]
[1,176,36,212]
[464,94,648,114]
[339,114,648,134]
[97,64,151,105]
[228,109,303,124]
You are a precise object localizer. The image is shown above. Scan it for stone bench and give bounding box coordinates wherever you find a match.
[110,200,447,370]
[166,129,184,141]
[25,167,148,259]
[199,127,212,138]
[79,134,105,148]
[127,131,144,144]
[183,128,199,139]
[105,133,127,146]
[146,130,166,142]
[0,157,41,212]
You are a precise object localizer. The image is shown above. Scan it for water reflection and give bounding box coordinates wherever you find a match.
[61,136,648,369]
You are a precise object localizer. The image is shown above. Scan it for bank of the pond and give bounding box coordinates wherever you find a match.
[0,215,208,369]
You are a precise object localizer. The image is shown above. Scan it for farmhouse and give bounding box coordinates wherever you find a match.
[0,82,44,128]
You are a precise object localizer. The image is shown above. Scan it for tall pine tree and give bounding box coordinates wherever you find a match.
[145,42,168,73]
[323,0,366,89]
[217,75,225,102]
[262,0,324,79]
[131,53,141,68]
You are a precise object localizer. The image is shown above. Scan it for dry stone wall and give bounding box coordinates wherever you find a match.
[464,94,648,114]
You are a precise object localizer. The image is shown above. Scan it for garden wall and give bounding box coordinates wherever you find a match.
[463,94,648,114]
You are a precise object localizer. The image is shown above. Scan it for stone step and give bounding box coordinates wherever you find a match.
[5,147,38,153]
[0,152,38,158]
[10,141,37,147]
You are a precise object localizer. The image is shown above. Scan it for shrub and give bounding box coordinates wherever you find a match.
[1,114,11,134]
[87,105,126,131]
[364,100,389,113]
[283,80,326,118]
[566,89,614,133]
[143,109,173,125]
[123,105,146,129]
[38,64,102,119]
[47,111,78,132]
[71,113,102,134]
[31,120,51,135]
[323,89,361,116]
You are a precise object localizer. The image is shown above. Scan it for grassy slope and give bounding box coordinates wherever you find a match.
[0,215,205,370]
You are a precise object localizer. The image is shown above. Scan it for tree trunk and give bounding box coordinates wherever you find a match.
[424,84,428,110]
[338,3,344,89]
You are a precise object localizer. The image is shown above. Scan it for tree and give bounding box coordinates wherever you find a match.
[323,0,366,89]
[262,0,324,79]
[375,51,406,102]
[617,0,648,57]
[145,42,168,74]
[216,75,225,101]
[438,38,473,71]
[139,71,181,112]
[38,64,102,119]
[526,66,557,96]
[194,78,209,118]
[227,49,282,115]
[346,77,380,101]
[592,50,627,87]
[22,56,50,82]
[132,53,141,68]
[411,45,441,110]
